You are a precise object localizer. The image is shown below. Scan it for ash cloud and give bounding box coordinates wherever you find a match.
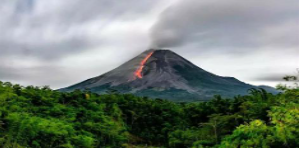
[150,0,299,50]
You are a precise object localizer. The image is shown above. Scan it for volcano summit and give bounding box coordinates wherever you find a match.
[61,49,276,102]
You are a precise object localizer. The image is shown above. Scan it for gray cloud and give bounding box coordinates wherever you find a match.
[253,68,299,82]
[0,36,97,60]
[0,62,74,88]
[150,0,299,50]
[254,75,289,82]
[0,0,164,88]
[0,0,160,60]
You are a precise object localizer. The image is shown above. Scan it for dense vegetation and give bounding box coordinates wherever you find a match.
[0,80,298,148]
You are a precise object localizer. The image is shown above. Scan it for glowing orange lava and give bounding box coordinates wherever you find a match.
[134,51,154,79]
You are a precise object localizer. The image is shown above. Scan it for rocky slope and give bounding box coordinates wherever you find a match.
[60,49,277,102]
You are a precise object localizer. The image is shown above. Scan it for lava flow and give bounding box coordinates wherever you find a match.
[134,51,154,79]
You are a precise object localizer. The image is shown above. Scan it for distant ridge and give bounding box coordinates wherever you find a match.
[60,49,278,102]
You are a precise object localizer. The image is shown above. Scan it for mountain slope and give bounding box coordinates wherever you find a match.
[60,49,277,102]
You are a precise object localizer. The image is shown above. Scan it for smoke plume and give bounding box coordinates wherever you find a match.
[150,0,299,49]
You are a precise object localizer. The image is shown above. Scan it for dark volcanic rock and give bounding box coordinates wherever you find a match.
[60,49,278,102]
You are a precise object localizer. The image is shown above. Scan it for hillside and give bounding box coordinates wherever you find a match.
[61,49,278,101]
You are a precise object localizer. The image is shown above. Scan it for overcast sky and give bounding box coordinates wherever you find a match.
[0,0,298,89]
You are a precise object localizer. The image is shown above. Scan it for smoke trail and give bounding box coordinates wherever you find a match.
[150,0,299,49]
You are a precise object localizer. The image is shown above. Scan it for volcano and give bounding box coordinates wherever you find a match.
[60,49,277,102]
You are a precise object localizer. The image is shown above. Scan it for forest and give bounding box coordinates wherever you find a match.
[0,79,298,148]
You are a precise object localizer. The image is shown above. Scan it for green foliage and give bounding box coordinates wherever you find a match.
[269,102,299,146]
[0,81,298,148]
[218,120,273,148]
[218,88,299,148]
[0,82,127,148]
